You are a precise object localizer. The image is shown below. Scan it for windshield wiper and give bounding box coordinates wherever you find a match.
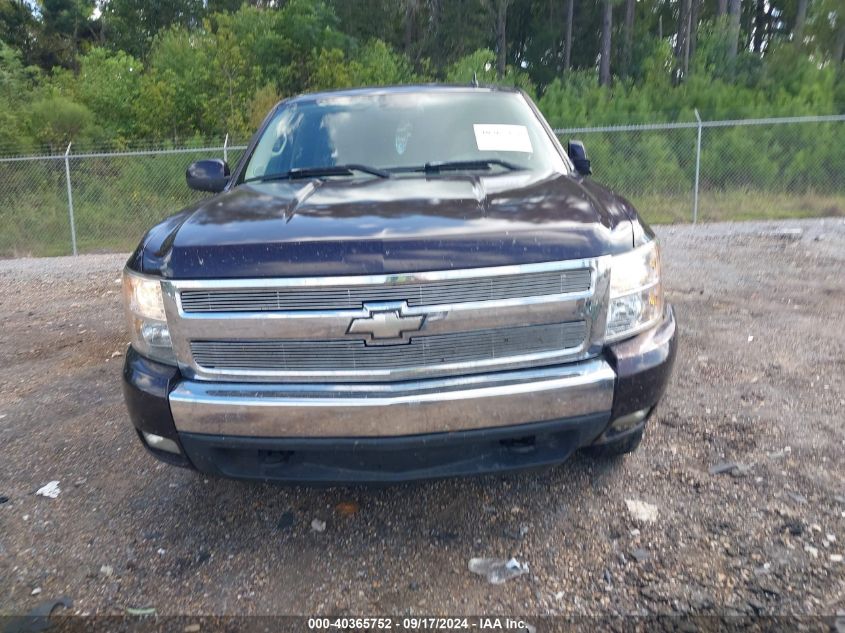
[388,159,524,174]
[244,164,390,183]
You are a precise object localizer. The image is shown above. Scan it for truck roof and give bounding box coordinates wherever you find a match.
[287,83,522,105]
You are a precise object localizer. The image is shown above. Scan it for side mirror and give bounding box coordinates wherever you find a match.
[186,159,230,193]
[567,140,592,176]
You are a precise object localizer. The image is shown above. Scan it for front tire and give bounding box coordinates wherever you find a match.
[583,428,644,458]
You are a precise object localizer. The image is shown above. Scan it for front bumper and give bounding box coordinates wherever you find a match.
[122,306,676,482]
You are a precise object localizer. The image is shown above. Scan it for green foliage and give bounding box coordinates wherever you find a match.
[254,0,350,93]
[536,35,845,222]
[1,0,845,256]
[35,0,97,69]
[248,84,281,130]
[0,0,841,154]
[326,0,403,50]
[309,39,416,90]
[805,0,845,62]
[539,35,840,127]
[306,48,350,90]
[445,48,535,94]
[0,39,39,151]
[0,0,39,63]
[102,0,205,59]
[421,0,495,72]
[204,12,258,137]
[26,95,100,151]
[349,39,416,86]
[135,27,211,140]
[72,48,143,139]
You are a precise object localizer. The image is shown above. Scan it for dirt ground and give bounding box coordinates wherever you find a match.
[1,218,844,621]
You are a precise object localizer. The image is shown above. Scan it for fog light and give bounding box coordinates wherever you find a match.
[609,408,650,433]
[142,431,181,455]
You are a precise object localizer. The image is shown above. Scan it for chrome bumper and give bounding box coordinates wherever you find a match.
[169,358,616,438]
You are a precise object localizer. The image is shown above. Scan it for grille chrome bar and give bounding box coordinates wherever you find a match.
[190,321,586,372]
[180,268,592,313]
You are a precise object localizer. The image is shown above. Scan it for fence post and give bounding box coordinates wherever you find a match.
[64,142,78,256]
[223,133,229,163]
[693,109,702,224]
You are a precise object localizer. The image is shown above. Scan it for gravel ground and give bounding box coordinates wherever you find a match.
[1,218,844,620]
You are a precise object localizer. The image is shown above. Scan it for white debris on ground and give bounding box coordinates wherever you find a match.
[468,557,529,584]
[35,481,61,498]
[625,499,658,523]
[761,227,803,240]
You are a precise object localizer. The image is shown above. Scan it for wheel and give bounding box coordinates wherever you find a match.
[583,428,644,458]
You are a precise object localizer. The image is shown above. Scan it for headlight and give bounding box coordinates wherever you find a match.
[606,241,664,342]
[122,269,175,364]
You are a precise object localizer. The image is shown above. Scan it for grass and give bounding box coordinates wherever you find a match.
[633,190,845,226]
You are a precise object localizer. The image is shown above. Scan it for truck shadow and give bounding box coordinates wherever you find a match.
[134,449,630,577]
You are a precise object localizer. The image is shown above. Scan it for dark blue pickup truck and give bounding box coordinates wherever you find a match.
[121,85,676,483]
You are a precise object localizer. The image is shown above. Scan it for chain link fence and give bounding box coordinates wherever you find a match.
[0,143,247,258]
[1,115,843,258]
[556,114,845,225]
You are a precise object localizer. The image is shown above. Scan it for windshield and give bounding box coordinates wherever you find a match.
[241,90,568,181]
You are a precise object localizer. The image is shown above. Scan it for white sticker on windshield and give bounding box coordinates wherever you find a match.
[473,124,533,153]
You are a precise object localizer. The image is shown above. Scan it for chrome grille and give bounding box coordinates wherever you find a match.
[179,268,592,313]
[162,258,611,383]
[190,321,587,372]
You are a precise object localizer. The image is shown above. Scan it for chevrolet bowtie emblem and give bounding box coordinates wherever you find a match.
[347,302,425,345]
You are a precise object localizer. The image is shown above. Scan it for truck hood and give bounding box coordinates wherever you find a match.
[133,171,635,278]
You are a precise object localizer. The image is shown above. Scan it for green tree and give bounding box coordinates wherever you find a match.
[348,38,415,85]
[0,0,841,157]
[203,11,258,137]
[0,0,39,65]
[421,0,494,74]
[101,0,205,58]
[445,48,534,94]
[0,39,38,151]
[71,48,142,139]
[308,39,415,90]
[38,0,97,68]
[805,0,845,63]
[263,0,349,93]
[202,1,348,96]
[27,95,99,151]
[135,27,211,141]
[326,0,403,50]
[248,83,281,130]
[307,47,356,90]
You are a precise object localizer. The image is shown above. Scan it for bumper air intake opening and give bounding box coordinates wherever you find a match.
[258,449,294,465]
[500,436,536,454]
